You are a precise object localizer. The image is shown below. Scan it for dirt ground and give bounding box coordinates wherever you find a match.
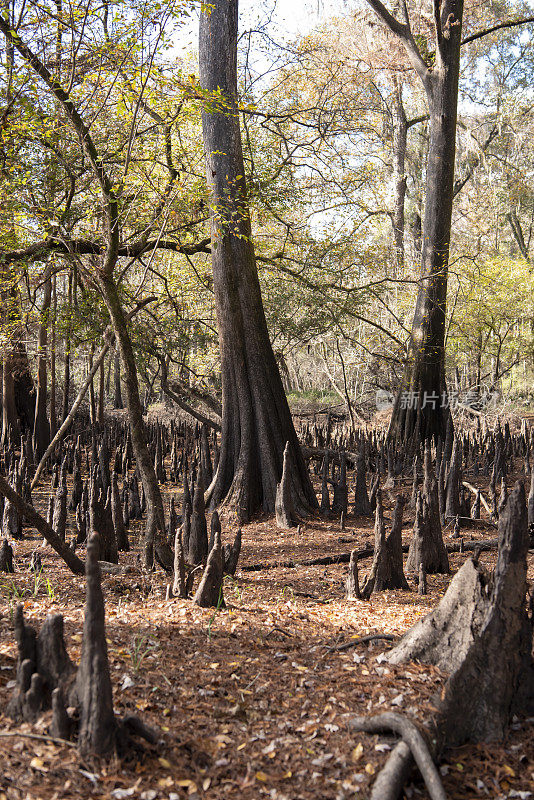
[1,469,533,800]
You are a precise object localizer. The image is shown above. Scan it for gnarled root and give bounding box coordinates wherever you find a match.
[349,712,446,800]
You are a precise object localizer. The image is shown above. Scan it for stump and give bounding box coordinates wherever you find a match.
[386,557,490,671]
[361,490,410,598]
[437,481,534,744]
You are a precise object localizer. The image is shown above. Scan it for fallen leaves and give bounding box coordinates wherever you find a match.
[1,490,533,800]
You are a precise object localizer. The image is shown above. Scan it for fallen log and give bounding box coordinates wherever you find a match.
[241,538,500,572]
[0,472,85,575]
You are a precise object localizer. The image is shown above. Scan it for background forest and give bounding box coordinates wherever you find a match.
[2,3,534,800]
[3,0,534,443]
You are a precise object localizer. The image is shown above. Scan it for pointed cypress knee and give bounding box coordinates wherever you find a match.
[51,686,71,740]
[172,527,187,598]
[320,453,330,513]
[275,442,297,528]
[0,537,14,573]
[194,529,224,608]
[346,549,361,600]
[472,489,481,520]
[52,482,68,543]
[111,474,129,552]
[75,534,117,758]
[445,438,461,520]
[353,448,371,516]
[528,470,534,530]
[331,450,348,518]
[7,605,74,722]
[188,470,208,565]
[223,528,242,576]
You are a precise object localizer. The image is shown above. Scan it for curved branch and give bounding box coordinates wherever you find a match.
[461,15,534,46]
[0,237,211,266]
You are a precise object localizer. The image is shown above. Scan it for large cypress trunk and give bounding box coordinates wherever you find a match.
[387,0,463,446]
[199,0,317,522]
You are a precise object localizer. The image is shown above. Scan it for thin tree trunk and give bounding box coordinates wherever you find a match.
[391,77,407,272]
[33,271,52,459]
[31,298,154,489]
[383,0,464,445]
[98,273,172,568]
[98,356,105,423]
[88,343,96,424]
[2,352,19,443]
[61,271,72,423]
[113,346,123,408]
[50,273,57,438]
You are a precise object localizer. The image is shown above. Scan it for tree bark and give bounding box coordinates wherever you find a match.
[98,274,172,569]
[113,346,123,409]
[376,0,464,445]
[33,271,52,460]
[199,0,317,521]
[391,77,407,272]
[49,274,57,438]
[61,272,72,423]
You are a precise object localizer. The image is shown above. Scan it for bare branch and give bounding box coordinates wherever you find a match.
[364,0,432,88]
[461,16,534,46]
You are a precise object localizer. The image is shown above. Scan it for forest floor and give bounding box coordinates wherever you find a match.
[0,467,533,800]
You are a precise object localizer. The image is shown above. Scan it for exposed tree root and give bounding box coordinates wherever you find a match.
[349,712,446,800]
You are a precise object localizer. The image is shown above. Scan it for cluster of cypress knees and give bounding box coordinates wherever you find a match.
[1,415,241,607]
[0,412,533,793]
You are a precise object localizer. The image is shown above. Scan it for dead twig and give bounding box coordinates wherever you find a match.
[0,731,77,748]
[326,633,396,653]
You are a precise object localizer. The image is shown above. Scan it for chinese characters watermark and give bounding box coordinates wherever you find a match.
[399,390,459,410]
